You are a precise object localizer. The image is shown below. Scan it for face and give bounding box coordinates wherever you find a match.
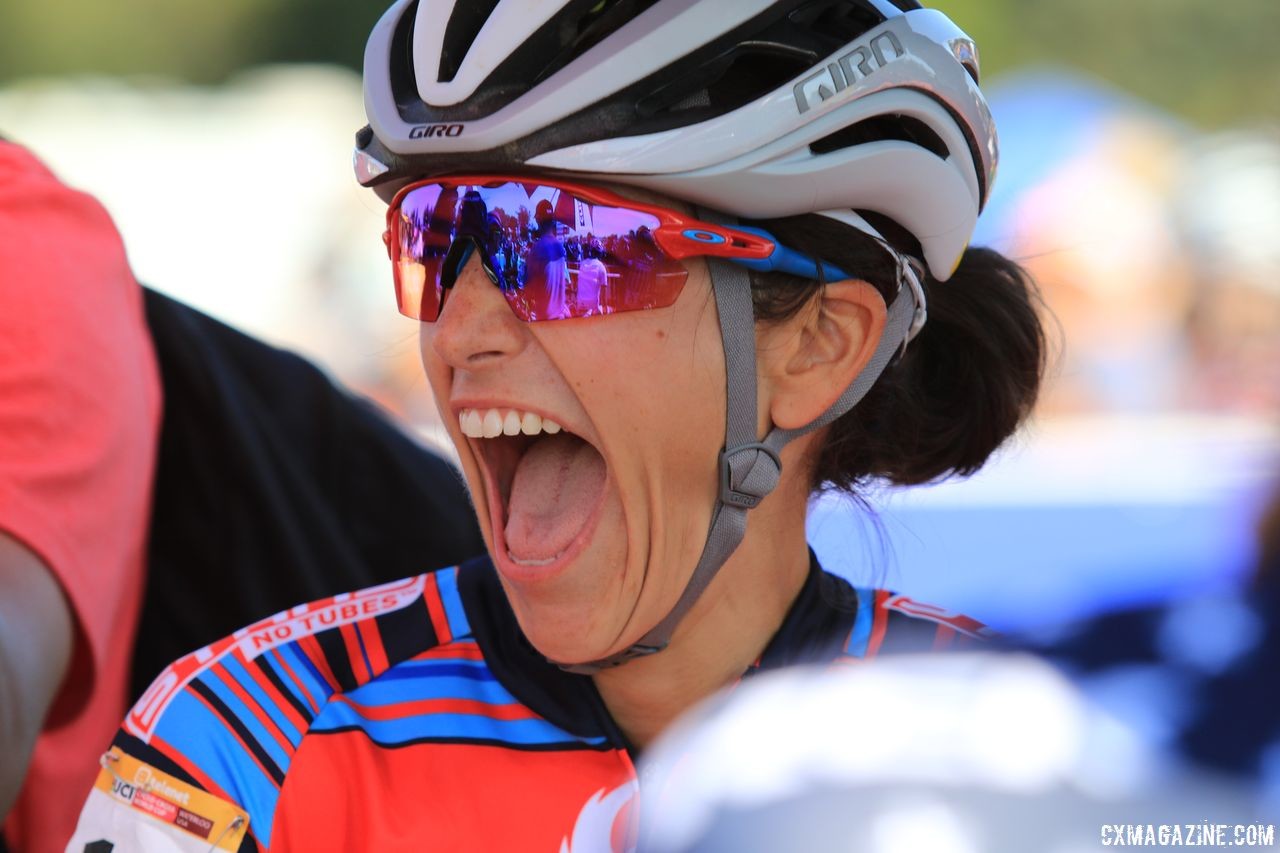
[417,184,727,664]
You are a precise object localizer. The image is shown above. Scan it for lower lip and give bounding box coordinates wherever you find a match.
[484,468,612,585]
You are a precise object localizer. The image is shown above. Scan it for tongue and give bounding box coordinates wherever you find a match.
[505,433,606,563]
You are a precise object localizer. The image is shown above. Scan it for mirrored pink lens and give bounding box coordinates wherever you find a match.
[392,181,688,321]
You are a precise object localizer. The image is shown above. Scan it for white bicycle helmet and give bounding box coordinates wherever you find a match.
[355,0,999,671]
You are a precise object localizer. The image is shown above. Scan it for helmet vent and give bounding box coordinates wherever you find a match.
[668,89,712,112]
[391,1,423,110]
[535,0,663,86]
[789,1,883,43]
[438,0,502,84]
[638,47,813,121]
[855,208,924,263]
[787,1,923,43]
[810,114,949,160]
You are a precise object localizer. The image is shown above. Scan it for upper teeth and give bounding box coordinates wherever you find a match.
[459,408,562,439]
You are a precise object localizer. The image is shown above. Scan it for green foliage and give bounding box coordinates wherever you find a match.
[934,0,1280,126]
[0,0,382,83]
[2,0,1276,127]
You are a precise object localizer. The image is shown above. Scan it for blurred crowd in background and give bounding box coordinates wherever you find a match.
[2,0,1277,632]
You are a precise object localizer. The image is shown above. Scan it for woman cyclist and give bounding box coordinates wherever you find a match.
[69,1,1044,850]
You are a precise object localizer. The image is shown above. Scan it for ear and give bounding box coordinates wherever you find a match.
[757,280,888,432]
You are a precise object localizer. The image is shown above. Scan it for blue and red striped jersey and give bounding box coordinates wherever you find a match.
[67,553,989,852]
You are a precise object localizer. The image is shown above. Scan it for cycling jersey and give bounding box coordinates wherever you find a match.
[67,553,990,852]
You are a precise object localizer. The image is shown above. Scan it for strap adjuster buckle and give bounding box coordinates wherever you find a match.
[899,254,928,346]
[718,443,783,510]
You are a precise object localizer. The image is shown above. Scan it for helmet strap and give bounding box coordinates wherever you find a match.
[556,210,918,674]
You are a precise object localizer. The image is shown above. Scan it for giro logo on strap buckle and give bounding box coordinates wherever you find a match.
[718,443,783,510]
[793,30,906,114]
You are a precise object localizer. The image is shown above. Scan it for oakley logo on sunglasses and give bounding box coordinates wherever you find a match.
[793,30,905,114]
[681,229,727,245]
[409,123,465,139]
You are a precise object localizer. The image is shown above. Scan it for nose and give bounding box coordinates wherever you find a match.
[427,252,528,369]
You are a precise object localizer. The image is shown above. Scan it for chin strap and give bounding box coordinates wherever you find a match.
[556,213,922,675]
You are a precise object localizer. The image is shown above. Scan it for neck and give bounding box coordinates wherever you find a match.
[591,484,811,751]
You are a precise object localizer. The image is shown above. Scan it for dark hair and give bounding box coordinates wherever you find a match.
[1257,484,1280,584]
[748,214,1046,493]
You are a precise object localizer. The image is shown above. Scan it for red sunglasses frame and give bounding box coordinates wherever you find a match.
[383,174,778,264]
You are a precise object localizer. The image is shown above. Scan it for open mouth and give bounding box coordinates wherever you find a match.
[459,408,608,567]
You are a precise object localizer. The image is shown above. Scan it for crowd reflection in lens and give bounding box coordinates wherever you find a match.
[396,181,686,322]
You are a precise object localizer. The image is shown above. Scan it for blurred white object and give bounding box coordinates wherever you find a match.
[1178,129,1280,292]
[639,655,1265,853]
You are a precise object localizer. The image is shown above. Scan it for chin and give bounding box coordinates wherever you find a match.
[494,521,640,665]
[503,580,626,665]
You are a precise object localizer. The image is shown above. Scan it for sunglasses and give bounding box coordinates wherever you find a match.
[384,175,849,323]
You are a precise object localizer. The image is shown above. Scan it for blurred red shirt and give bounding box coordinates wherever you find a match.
[0,141,160,852]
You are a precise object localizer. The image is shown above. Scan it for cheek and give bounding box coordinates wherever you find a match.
[557,308,726,490]
[631,347,721,451]
[418,326,452,403]
[418,327,471,459]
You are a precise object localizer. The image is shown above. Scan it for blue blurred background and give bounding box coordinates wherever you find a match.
[2,0,1276,630]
